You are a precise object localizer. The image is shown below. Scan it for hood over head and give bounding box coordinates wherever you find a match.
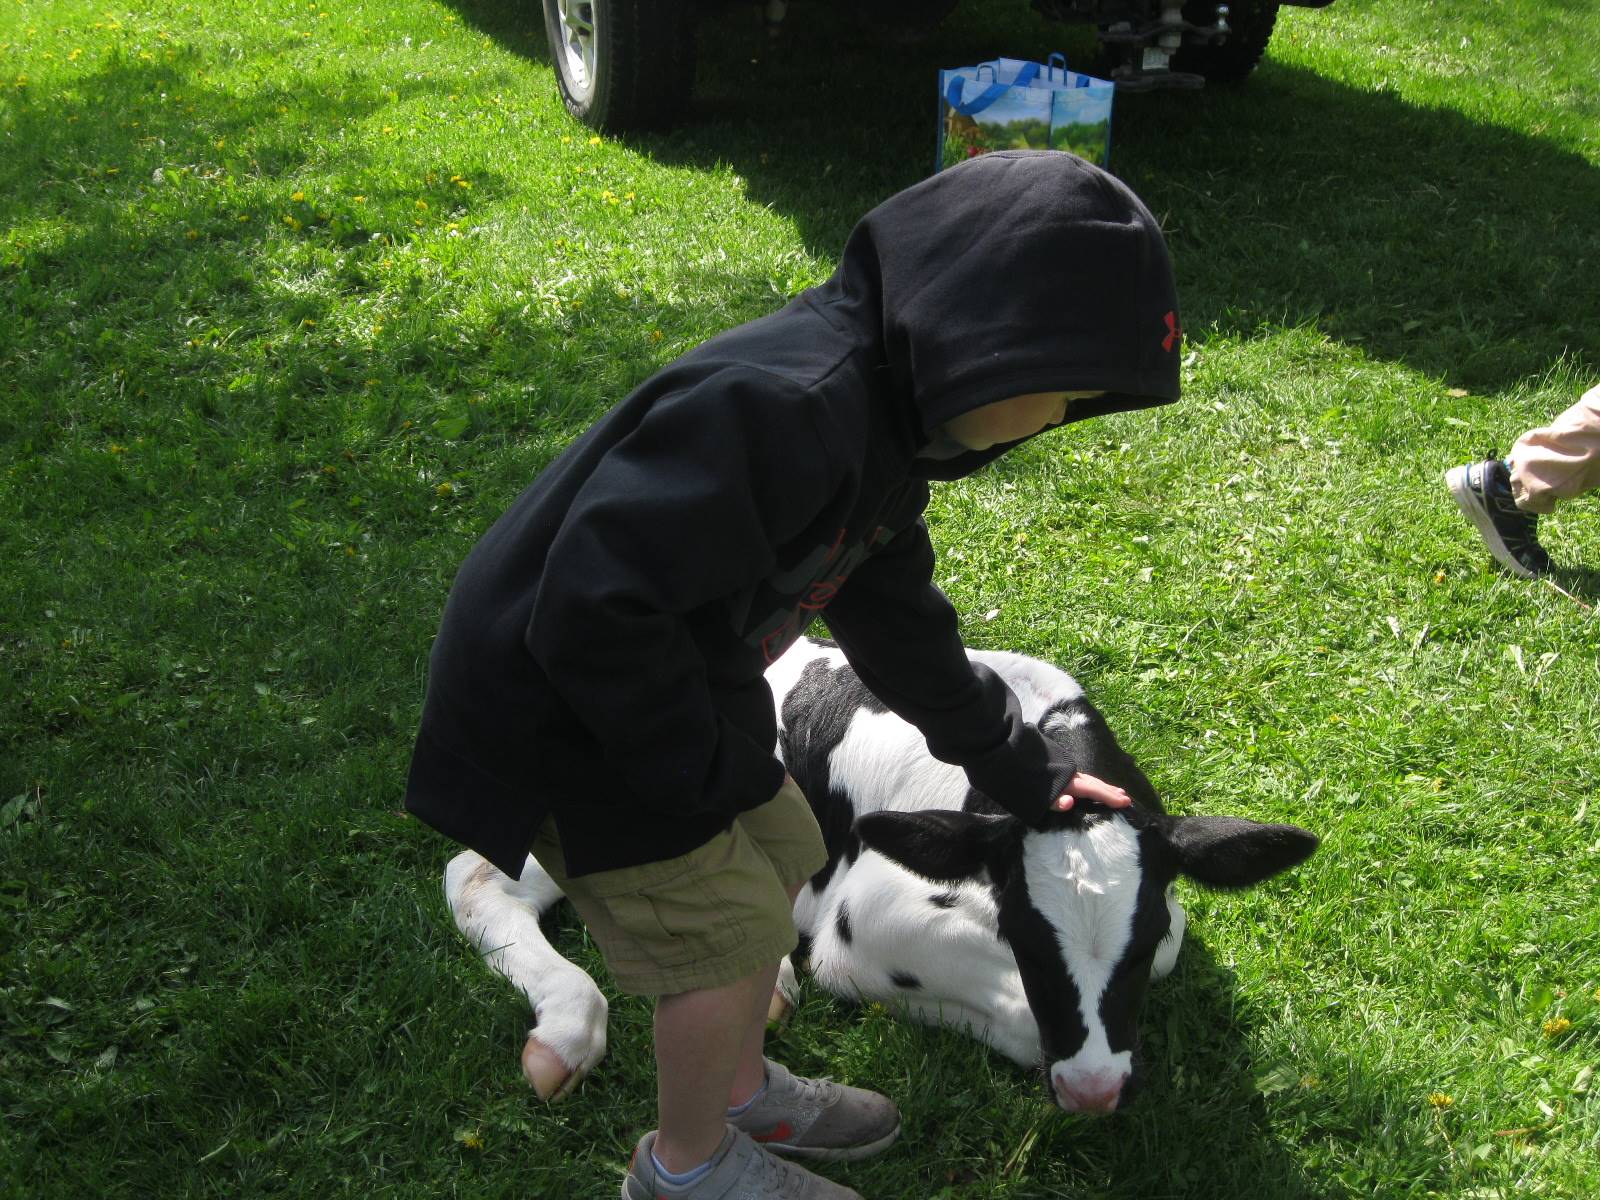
[809,151,1182,478]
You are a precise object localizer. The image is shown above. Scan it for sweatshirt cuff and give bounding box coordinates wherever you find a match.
[958,723,1078,825]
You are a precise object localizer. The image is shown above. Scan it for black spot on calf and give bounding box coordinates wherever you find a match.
[930,891,960,909]
[889,970,921,991]
[835,903,853,946]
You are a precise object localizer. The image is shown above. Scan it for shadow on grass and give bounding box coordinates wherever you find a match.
[452,0,1597,393]
[1546,564,1600,606]
[776,929,1328,1197]
[0,48,632,460]
[1092,934,1324,1199]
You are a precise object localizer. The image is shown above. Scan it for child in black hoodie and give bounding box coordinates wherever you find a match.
[406,150,1181,1200]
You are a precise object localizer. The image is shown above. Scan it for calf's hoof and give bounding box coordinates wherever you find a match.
[522,1033,586,1102]
[767,987,794,1030]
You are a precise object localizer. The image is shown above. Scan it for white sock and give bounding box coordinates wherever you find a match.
[726,1068,770,1117]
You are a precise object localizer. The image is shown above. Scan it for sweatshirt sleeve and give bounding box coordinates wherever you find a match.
[822,519,1076,825]
[524,372,831,820]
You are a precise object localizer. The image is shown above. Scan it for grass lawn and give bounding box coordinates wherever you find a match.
[3,0,1599,1196]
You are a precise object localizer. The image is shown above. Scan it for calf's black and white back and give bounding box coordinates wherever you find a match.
[443,637,1317,1111]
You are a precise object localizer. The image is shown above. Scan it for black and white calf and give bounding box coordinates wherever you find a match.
[444,638,1317,1112]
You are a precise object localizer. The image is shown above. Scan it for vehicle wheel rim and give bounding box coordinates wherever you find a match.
[555,0,596,101]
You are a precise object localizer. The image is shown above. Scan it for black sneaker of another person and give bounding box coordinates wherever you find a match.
[1445,458,1552,578]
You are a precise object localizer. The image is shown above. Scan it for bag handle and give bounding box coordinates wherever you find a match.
[944,60,1040,115]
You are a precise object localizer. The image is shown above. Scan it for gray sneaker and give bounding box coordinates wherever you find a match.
[621,1128,863,1200]
[1446,458,1551,578]
[728,1060,900,1162]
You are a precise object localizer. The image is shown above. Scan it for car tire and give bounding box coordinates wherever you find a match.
[541,0,697,132]
[1170,0,1280,82]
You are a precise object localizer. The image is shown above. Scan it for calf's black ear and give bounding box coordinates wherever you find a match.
[1167,816,1319,889]
[854,810,1016,882]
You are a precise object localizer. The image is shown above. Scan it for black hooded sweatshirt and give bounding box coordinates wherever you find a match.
[404,151,1181,879]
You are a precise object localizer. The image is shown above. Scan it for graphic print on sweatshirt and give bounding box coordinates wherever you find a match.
[743,524,898,664]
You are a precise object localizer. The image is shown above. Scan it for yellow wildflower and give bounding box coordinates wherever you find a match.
[352,195,366,203]
[185,229,198,240]
[588,136,601,145]
[415,199,428,211]
[291,190,305,202]
[68,48,82,61]
[1544,1017,1573,1038]
[561,135,571,144]
[436,482,454,498]
[1428,1092,1453,1109]
[108,444,127,455]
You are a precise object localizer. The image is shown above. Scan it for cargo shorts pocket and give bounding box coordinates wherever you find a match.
[580,856,746,973]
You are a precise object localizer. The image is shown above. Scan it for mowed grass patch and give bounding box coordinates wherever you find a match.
[3,1,1598,1198]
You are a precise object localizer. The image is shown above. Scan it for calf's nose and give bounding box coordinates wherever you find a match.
[1052,1070,1128,1113]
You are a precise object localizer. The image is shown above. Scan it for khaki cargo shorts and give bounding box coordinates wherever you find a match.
[530,776,827,996]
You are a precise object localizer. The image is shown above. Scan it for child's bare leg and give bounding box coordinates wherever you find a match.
[653,960,782,1173]
[728,880,805,1105]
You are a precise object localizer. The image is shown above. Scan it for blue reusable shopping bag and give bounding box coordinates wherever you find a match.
[937,53,1114,171]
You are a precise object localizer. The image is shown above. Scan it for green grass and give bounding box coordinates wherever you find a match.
[3,0,1598,1196]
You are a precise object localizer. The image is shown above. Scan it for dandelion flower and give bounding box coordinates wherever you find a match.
[436,482,454,498]
[1428,1092,1453,1109]
[291,190,305,201]
[352,195,366,203]
[415,199,428,211]
[588,136,601,145]
[1544,1017,1573,1039]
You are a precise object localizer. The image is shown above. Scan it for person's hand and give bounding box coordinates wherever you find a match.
[1051,771,1131,812]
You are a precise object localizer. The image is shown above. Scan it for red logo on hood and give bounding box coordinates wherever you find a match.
[1162,311,1182,353]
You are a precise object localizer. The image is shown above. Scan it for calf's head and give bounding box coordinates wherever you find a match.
[853,805,1317,1113]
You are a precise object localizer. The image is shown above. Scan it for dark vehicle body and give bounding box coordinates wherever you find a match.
[540,0,1339,132]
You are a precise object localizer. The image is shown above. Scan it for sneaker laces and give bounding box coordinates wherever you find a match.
[787,1073,840,1108]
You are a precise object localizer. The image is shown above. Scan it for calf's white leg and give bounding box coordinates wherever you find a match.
[770,954,799,1026]
[444,851,609,1101]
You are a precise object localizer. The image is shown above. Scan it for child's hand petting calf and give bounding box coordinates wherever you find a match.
[1054,772,1132,811]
